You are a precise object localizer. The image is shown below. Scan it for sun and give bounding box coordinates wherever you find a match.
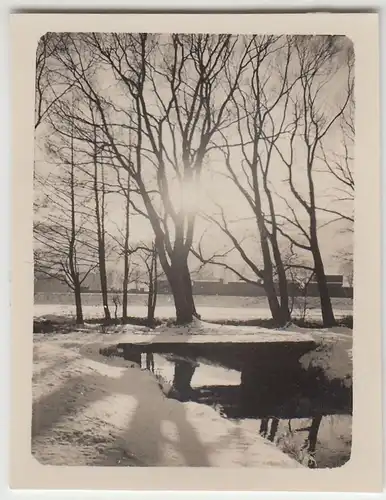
[169,177,205,216]
[181,180,203,215]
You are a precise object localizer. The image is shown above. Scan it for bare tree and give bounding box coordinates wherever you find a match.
[45,88,116,321]
[121,167,131,319]
[36,33,353,330]
[335,246,354,288]
[197,36,300,326]
[57,33,257,324]
[136,242,159,325]
[89,105,111,320]
[282,246,315,322]
[106,133,136,321]
[318,95,355,227]
[103,161,145,321]
[273,35,354,327]
[35,34,68,229]
[36,35,116,322]
[35,33,75,130]
[112,294,121,320]
[34,120,97,324]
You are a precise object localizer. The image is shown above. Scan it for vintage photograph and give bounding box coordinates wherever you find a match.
[31,31,355,470]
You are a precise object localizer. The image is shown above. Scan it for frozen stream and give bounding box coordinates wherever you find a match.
[145,353,351,469]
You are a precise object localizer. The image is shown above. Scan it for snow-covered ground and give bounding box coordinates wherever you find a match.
[97,318,317,344]
[34,303,351,322]
[32,316,352,468]
[32,329,303,468]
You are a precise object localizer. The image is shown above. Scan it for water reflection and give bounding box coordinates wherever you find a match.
[146,352,155,373]
[109,346,351,469]
[147,353,351,469]
[260,417,280,442]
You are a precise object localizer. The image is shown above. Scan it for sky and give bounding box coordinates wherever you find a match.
[34,33,354,278]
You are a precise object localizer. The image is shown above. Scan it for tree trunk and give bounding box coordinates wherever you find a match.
[311,235,336,327]
[122,252,129,321]
[307,141,336,327]
[251,167,289,327]
[182,263,199,318]
[270,242,291,324]
[93,143,111,321]
[147,247,158,325]
[268,418,280,442]
[74,283,83,324]
[259,237,282,325]
[153,249,158,315]
[169,265,195,324]
[263,278,288,327]
[152,230,195,325]
[147,277,156,326]
[146,352,155,372]
[172,359,197,399]
[259,419,269,437]
[69,118,83,325]
[122,171,130,321]
[99,256,111,321]
[147,285,155,325]
[264,179,291,325]
[156,238,196,325]
[307,415,322,468]
[308,415,322,454]
[171,282,194,324]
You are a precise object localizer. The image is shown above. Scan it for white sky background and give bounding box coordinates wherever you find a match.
[34,33,354,278]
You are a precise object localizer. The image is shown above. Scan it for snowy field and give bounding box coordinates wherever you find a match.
[34,293,353,322]
[34,303,352,323]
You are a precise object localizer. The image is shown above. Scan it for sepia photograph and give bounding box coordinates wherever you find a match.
[10,13,382,492]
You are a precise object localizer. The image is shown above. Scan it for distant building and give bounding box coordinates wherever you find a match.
[158,274,346,298]
[35,271,348,299]
[223,281,266,297]
[193,279,225,295]
[34,276,70,293]
[159,278,265,297]
[310,275,343,286]
[305,275,345,297]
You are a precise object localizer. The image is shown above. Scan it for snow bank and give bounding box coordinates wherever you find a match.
[110,318,316,345]
[34,318,317,347]
[286,322,353,340]
[33,316,351,349]
[294,321,352,384]
[32,334,302,467]
[34,303,351,323]
[299,339,352,386]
